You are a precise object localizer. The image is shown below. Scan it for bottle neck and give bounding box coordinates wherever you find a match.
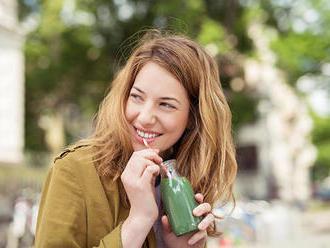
[161,159,179,178]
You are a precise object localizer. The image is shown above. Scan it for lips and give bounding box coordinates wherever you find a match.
[134,127,162,144]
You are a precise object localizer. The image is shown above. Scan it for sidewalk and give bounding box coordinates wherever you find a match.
[207,203,330,248]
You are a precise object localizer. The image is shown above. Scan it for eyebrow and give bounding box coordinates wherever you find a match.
[132,86,145,94]
[132,86,181,105]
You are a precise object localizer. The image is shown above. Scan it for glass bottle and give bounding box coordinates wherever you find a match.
[160,159,201,236]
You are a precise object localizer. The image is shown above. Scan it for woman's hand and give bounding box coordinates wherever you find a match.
[161,193,214,248]
[121,148,162,221]
[121,149,163,248]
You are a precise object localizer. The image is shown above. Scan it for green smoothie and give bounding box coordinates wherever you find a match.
[160,177,201,236]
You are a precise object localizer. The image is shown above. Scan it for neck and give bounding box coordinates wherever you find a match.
[160,147,174,161]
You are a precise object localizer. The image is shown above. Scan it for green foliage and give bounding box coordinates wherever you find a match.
[260,0,330,84]
[272,32,330,83]
[256,0,330,180]
[311,114,330,181]
[197,18,232,53]
[21,0,229,151]
[150,0,208,39]
[19,0,330,181]
[229,91,258,132]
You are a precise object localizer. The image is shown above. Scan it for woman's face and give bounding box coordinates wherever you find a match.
[125,62,190,153]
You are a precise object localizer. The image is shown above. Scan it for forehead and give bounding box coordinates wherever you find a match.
[132,62,189,100]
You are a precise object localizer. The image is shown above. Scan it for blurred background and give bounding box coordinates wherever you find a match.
[0,0,330,247]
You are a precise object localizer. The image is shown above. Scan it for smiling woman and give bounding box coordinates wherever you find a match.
[34,29,237,248]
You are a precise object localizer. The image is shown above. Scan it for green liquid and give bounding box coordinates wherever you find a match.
[160,177,201,236]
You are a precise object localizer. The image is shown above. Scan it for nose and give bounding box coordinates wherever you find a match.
[137,102,156,126]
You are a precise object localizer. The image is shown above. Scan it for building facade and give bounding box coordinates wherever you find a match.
[0,0,25,165]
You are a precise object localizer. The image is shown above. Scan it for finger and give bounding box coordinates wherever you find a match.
[193,202,212,217]
[161,215,172,233]
[195,193,204,203]
[127,150,160,176]
[140,148,160,154]
[153,148,160,153]
[137,149,163,164]
[141,164,160,183]
[198,213,215,231]
[126,157,153,177]
[188,230,207,246]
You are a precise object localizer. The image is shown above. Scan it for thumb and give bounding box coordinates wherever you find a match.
[161,215,172,233]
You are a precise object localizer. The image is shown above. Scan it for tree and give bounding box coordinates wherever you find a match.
[19,0,330,179]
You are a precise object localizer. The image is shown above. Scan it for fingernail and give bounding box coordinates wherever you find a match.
[188,239,194,245]
[193,207,200,216]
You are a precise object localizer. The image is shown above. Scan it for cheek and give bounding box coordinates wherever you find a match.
[125,101,134,123]
[166,113,189,135]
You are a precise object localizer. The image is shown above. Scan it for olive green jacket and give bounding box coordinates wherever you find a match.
[34,146,156,248]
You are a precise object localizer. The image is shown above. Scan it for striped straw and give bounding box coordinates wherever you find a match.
[142,138,171,178]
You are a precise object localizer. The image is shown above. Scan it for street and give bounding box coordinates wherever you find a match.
[207,207,330,248]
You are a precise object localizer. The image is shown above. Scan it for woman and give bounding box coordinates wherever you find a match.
[34,30,237,248]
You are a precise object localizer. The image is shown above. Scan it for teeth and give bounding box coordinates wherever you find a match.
[136,129,158,138]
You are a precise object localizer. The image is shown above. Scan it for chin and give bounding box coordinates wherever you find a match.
[132,144,145,152]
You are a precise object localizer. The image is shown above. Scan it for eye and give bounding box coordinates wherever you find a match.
[130,93,142,101]
[160,102,176,109]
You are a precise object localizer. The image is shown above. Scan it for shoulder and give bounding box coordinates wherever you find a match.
[54,144,92,162]
[52,144,95,174]
[52,144,119,192]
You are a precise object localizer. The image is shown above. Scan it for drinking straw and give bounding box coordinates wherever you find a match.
[142,138,171,178]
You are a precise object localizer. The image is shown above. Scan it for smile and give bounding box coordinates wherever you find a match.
[134,127,162,139]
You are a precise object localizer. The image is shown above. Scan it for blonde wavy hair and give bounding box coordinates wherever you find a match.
[81,30,237,237]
